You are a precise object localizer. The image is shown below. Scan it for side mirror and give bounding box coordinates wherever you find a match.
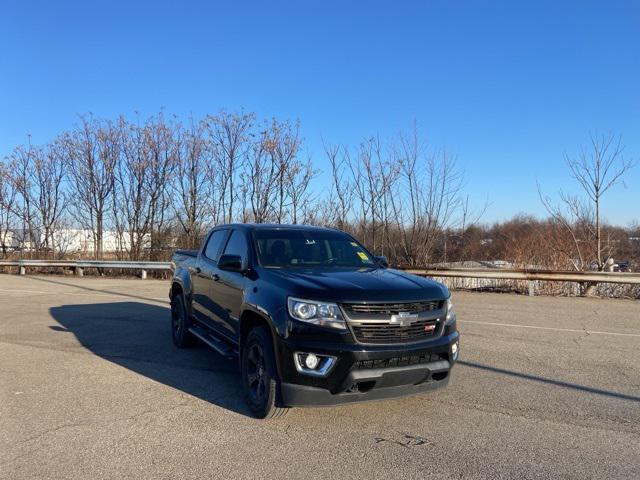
[374,255,389,268]
[218,254,246,273]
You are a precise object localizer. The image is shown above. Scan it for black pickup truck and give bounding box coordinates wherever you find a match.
[170,224,459,418]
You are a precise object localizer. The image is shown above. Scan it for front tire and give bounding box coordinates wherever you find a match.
[171,293,195,348]
[241,326,288,419]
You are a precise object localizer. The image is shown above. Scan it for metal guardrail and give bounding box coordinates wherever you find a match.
[404,267,640,284]
[1,261,639,291]
[0,259,171,279]
[404,267,640,296]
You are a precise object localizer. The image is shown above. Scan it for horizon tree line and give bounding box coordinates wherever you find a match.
[0,110,636,270]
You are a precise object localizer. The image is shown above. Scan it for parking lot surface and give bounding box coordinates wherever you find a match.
[1,275,639,479]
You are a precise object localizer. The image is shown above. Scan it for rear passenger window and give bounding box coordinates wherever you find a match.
[223,230,248,259]
[204,230,227,261]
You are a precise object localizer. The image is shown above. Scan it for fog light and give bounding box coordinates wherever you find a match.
[305,353,319,369]
[294,352,337,377]
[451,341,459,361]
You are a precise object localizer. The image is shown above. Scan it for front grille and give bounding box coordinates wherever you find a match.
[354,352,446,369]
[342,300,443,315]
[351,319,439,344]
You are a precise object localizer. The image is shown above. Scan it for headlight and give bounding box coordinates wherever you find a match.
[287,297,346,330]
[445,297,456,325]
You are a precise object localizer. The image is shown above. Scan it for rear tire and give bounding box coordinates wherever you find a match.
[241,326,288,419]
[171,293,195,348]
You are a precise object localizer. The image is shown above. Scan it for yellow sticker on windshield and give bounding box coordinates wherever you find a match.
[350,242,358,247]
[357,251,369,261]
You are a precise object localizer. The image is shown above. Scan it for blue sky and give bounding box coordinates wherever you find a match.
[1,1,638,225]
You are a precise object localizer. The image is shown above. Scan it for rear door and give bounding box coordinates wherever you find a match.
[209,229,250,340]
[192,229,229,329]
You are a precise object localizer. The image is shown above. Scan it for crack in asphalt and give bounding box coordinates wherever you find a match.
[4,401,193,461]
[374,432,436,449]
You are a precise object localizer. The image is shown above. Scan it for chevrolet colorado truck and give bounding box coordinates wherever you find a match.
[170,224,459,418]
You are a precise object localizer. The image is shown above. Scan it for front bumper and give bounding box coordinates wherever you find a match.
[274,326,459,407]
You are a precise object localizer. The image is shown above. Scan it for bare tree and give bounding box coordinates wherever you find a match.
[540,133,636,271]
[567,134,636,269]
[285,157,318,224]
[246,125,280,223]
[113,117,152,260]
[271,119,302,223]
[64,116,120,259]
[30,142,68,255]
[323,141,353,230]
[389,128,464,265]
[206,110,254,223]
[145,113,178,258]
[0,161,18,256]
[8,143,38,253]
[244,119,302,223]
[4,140,69,257]
[172,118,210,248]
[346,136,399,253]
[112,113,177,260]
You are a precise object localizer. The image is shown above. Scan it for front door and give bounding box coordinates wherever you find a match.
[210,229,249,340]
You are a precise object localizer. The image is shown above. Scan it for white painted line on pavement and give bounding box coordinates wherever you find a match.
[0,289,52,295]
[460,320,640,338]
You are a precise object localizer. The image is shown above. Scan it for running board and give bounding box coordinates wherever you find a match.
[188,325,238,358]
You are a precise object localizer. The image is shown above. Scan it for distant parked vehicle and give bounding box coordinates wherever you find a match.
[613,262,631,273]
[170,224,459,418]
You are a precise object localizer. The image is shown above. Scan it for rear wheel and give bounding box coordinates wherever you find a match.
[170,293,194,348]
[242,326,288,419]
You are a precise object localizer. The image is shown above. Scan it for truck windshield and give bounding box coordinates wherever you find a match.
[253,229,377,268]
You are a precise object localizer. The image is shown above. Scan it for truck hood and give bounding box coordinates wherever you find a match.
[261,267,448,303]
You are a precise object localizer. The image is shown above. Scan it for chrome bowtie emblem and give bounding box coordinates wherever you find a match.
[390,312,419,326]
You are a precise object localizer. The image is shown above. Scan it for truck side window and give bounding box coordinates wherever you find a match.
[223,230,248,259]
[204,230,227,261]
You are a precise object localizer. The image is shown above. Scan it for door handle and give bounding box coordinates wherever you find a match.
[212,273,220,281]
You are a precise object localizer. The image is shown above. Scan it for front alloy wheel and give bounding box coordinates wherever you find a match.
[241,326,288,419]
[246,343,268,405]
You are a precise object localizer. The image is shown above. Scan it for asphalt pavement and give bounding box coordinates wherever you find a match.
[1,275,639,479]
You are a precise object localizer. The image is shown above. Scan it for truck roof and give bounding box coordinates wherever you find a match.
[219,223,339,233]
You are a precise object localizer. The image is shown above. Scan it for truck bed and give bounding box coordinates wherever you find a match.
[174,249,197,258]
[172,249,198,269]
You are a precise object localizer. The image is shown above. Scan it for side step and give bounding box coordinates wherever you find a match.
[188,325,238,358]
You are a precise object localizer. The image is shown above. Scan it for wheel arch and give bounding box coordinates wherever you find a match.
[239,308,282,376]
[170,276,194,320]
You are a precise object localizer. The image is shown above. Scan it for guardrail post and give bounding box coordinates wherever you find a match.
[141,269,147,280]
[19,265,26,275]
[76,267,83,277]
[582,282,596,297]
[528,281,535,297]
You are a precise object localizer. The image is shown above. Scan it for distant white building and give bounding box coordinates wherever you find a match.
[0,229,37,251]
[52,229,150,253]
[0,228,150,254]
